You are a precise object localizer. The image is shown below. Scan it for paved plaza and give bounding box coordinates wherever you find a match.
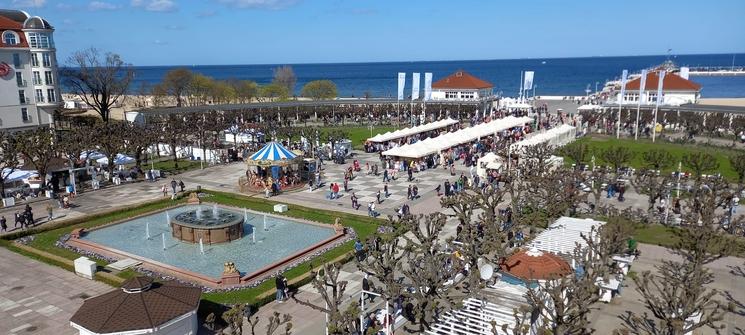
[0,247,111,335]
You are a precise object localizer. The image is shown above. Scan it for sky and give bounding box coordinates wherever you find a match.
[2,0,744,66]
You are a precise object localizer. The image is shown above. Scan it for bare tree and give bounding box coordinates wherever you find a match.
[14,127,56,187]
[601,146,634,173]
[683,152,719,181]
[619,226,733,335]
[642,149,673,171]
[272,65,297,96]
[61,48,134,122]
[156,68,193,107]
[293,262,361,335]
[246,311,293,335]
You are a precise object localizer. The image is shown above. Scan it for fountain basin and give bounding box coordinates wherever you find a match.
[170,207,243,244]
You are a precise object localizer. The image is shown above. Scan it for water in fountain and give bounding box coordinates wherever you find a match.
[196,206,202,220]
[244,209,248,223]
[199,238,205,254]
[213,204,218,218]
[165,210,170,224]
[263,214,268,231]
[252,231,256,243]
[145,222,150,240]
[162,234,166,250]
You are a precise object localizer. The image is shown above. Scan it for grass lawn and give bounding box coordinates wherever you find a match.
[633,224,745,257]
[314,125,400,150]
[564,136,742,180]
[5,189,381,306]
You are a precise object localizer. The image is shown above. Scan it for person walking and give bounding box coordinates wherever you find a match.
[0,216,6,232]
[362,274,375,303]
[383,168,389,182]
[384,183,389,197]
[376,190,382,204]
[355,239,364,261]
[351,193,359,210]
[178,180,185,192]
[161,184,168,197]
[170,179,178,195]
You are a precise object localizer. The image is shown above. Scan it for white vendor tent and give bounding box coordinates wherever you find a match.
[367,118,458,143]
[577,104,602,111]
[2,168,38,183]
[96,154,136,166]
[476,152,504,179]
[383,116,532,159]
[510,124,576,153]
[529,217,605,256]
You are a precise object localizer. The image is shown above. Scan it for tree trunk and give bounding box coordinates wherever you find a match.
[170,143,179,168]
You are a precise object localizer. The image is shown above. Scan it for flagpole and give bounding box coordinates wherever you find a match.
[635,100,641,140]
[518,71,524,102]
[617,69,628,139]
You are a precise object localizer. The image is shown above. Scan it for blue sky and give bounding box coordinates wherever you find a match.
[3,0,744,66]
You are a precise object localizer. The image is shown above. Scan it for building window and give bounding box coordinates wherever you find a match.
[35,89,44,103]
[3,31,18,45]
[19,90,26,104]
[27,32,51,48]
[16,72,24,87]
[47,88,56,102]
[647,93,658,103]
[33,71,41,85]
[445,91,458,99]
[21,108,30,122]
[624,93,639,102]
[42,53,51,67]
[44,71,53,85]
[12,53,21,67]
[31,53,39,67]
[460,92,474,99]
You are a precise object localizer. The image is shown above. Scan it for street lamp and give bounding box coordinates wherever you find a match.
[585,84,591,98]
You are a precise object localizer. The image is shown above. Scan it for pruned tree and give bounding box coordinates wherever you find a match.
[222,304,246,335]
[601,146,634,173]
[246,311,293,335]
[729,153,745,185]
[619,226,733,335]
[157,114,189,168]
[355,227,406,315]
[561,142,590,169]
[642,149,673,171]
[0,132,19,197]
[14,127,56,187]
[293,262,361,335]
[91,122,128,180]
[121,122,155,169]
[631,168,672,220]
[61,48,134,122]
[682,152,719,181]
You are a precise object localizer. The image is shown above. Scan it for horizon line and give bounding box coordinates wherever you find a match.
[127,51,745,68]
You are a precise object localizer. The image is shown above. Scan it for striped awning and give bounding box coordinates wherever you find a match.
[249,142,298,161]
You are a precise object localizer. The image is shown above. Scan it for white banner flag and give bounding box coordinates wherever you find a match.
[638,69,648,103]
[424,72,433,101]
[412,73,420,100]
[679,67,690,80]
[618,69,628,103]
[523,71,534,91]
[397,72,405,101]
[656,70,666,106]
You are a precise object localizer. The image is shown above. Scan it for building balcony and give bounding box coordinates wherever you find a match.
[17,80,28,87]
[19,98,32,105]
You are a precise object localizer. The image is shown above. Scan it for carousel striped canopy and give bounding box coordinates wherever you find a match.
[249,141,298,161]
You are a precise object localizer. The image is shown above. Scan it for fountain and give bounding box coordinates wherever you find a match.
[244,209,248,223]
[199,238,205,254]
[165,210,170,224]
[161,234,166,250]
[263,214,268,231]
[252,231,256,243]
[170,204,244,244]
[145,222,150,240]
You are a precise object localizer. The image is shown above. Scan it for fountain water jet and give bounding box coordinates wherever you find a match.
[252,231,256,243]
[196,206,202,220]
[145,222,150,240]
[162,234,166,250]
[199,238,205,254]
[165,211,170,224]
[213,204,218,218]
[263,214,268,231]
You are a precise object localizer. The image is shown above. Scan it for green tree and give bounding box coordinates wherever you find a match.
[729,153,745,184]
[157,68,193,107]
[235,80,259,103]
[188,74,215,105]
[301,80,338,100]
[14,127,56,187]
[561,142,589,169]
[210,80,237,104]
[61,48,134,122]
[261,83,289,101]
[0,132,18,197]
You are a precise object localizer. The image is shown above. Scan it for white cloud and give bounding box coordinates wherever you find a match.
[88,1,121,10]
[11,0,46,8]
[132,0,177,12]
[216,0,299,10]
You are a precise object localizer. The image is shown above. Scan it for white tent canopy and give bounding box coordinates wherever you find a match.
[383,116,532,159]
[577,104,602,111]
[2,168,38,183]
[529,217,605,256]
[367,118,459,143]
[510,124,576,152]
[96,154,136,166]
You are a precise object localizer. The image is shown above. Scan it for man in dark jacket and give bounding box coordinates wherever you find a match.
[275,273,286,303]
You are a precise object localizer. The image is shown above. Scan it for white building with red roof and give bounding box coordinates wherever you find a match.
[619,70,701,106]
[430,70,493,101]
[0,9,60,130]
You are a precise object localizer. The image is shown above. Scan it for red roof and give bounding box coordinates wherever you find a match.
[0,16,29,48]
[432,70,493,90]
[625,71,701,92]
[500,249,572,280]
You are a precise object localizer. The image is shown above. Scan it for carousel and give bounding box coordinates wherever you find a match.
[242,142,305,194]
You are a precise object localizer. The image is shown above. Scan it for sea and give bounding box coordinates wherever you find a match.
[128,53,745,99]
